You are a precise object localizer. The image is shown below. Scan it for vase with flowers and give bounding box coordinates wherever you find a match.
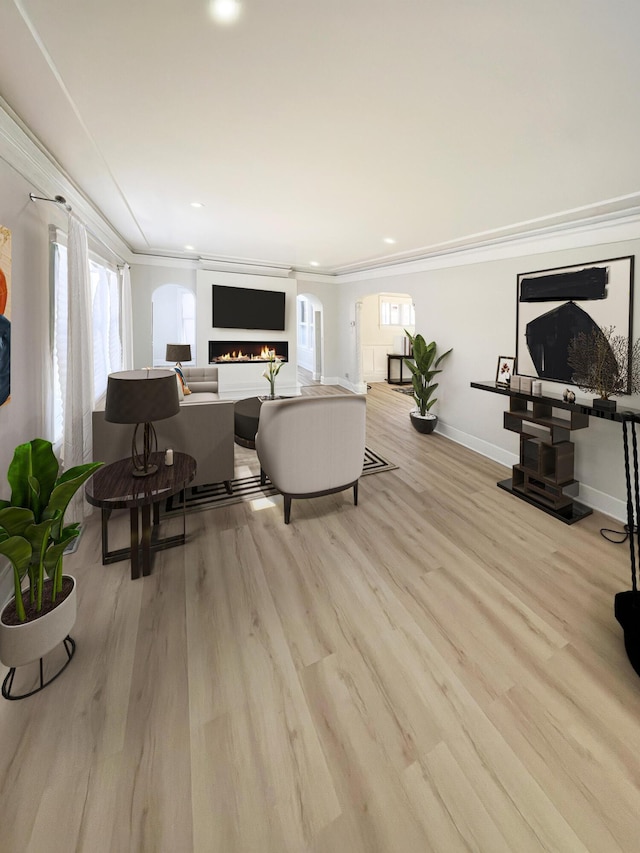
[263,352,283,399]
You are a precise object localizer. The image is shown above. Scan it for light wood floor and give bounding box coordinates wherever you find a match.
[2,382,639,852]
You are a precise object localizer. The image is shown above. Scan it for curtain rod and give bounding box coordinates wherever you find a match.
[30,191,127,265]
[29,192,72,211]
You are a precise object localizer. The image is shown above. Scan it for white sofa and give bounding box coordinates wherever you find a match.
[255,395,367,523]
[92,368,234,488]
[181,366,219,395]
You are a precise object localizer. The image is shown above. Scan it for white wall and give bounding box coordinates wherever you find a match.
[0,156,66,601]
[196,270,298,397]
[129,263,197,368]
[340,233,640,520]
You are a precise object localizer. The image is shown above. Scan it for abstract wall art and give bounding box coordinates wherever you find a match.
[516,256,634,388]
[0,225,10,407]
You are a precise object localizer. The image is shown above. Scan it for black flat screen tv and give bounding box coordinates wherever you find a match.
[212,284,286,331]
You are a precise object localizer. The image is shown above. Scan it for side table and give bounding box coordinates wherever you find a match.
[387,354,413,385]
[85,451,196,579]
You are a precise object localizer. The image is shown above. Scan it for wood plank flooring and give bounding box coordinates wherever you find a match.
[1,382,639,852]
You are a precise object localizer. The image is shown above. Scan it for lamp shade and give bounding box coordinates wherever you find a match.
[166,343,192,363]
[105,369,180,424]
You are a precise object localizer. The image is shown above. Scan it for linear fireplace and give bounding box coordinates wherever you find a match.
[208,340,289,364]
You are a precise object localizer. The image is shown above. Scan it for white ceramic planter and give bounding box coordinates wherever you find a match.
[0,576,77,668]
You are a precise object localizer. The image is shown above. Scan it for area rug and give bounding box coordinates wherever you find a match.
[164,446,397,515]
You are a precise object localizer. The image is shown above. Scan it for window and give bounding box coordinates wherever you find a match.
[52,243,122,444]
[379,297,415,327]
[297,295,315,350]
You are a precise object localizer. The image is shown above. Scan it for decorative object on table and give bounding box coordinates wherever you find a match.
[262,351,283,399]
[516,256,634,384]
[0,438,102,698]
[403,330,452,434]
[165,448,174,466]
[510,375,521,391]
[563,388,576,403]
[615,414,640,678]
[166,344,192,395]
[105,369,180,477]
[567,324,640,412]
[496,356,515,386]
[0,224,11,408]
[520,376,532,394]
[532,380,542,395]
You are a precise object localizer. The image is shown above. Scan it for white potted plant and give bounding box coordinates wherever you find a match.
[0,439,101,698]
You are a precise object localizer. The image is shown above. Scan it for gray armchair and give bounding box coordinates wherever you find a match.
[255,395,366,523]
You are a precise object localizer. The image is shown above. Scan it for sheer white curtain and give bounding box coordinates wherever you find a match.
[64,215,94,521]
[120,263,134,369]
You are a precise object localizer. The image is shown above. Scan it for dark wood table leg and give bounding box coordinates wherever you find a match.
[141,503,152,577]
[130,507,140,580]
[101,507,112,564]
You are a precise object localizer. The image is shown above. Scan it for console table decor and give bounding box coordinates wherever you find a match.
[472,381,640,524]
[85,451,196,579]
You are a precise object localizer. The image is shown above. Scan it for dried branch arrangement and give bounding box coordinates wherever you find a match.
[567,325,640,399]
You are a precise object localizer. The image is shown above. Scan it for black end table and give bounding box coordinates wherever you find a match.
[85,451,196,579]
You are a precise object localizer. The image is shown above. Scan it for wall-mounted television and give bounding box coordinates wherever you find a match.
[212,284,286,331]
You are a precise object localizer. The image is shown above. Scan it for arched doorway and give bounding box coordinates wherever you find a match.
[358,291,415,385]
[152,284,196,365]
[297,293,323,383]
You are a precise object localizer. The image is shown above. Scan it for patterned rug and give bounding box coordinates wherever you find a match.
[164,446,397,514]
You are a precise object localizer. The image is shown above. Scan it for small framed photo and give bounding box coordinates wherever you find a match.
[496,356,516,386]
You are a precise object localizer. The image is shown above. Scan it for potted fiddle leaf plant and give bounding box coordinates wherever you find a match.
[0,438,101,698]
[403,330,452,434]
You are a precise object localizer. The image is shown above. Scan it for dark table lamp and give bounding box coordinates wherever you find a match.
[105,369,180,477]
[166,343,192,369]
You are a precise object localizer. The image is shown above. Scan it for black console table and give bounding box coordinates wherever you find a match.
[387,354,413,385]
[471,381,640,524]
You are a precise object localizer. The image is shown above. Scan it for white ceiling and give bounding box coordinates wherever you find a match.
[2,0,640,274]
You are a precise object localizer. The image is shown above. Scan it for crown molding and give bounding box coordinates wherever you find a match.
[334,205,640,282]
[0,97,133,262]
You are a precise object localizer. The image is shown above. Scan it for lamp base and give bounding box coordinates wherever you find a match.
[132,464,158,478]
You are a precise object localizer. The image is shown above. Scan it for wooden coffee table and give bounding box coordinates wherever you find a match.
[85,451,196,579]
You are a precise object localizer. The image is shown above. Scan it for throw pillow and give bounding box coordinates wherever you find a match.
[174,366,192,396]
[175,372,184,402]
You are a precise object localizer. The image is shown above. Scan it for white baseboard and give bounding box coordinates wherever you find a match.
[435,421,627,523]
[436,421,518,469]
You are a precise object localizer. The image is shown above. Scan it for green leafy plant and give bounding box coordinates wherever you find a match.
[403,330,453,417]
[0,439,102,622]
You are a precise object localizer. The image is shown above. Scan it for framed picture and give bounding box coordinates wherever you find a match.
[516,255,634,387]
[496,356,515,386]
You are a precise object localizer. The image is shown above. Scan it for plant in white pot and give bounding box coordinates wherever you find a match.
[0,439,101,699]
[403,331,452,434]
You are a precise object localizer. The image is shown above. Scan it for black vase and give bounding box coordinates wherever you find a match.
[410,412,437,434]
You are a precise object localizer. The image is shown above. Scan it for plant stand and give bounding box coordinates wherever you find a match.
[2,635,76,700]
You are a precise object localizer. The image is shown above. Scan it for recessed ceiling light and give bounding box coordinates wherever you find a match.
[209,0,242,24]
[184,245,195,251]
[309,261,319,267]
[383,237,396,244]
[190,201,204,208]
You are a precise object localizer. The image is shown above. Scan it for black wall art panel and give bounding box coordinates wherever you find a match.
[516,256,634,387]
